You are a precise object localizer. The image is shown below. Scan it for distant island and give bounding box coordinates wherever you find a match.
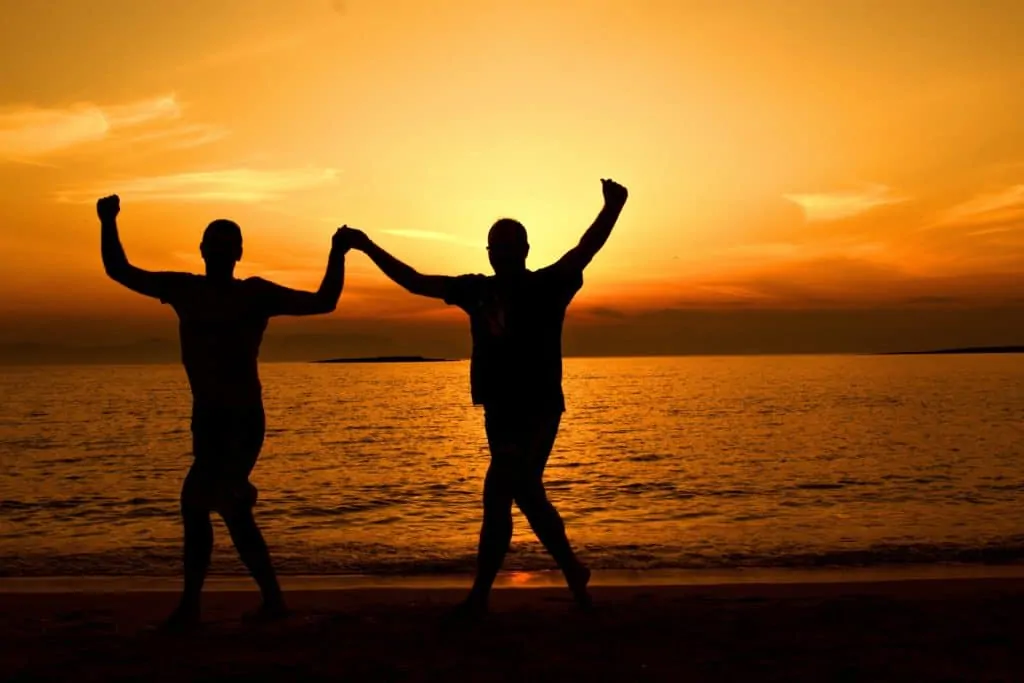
[313,356,455,364]
[878,346,1024,356]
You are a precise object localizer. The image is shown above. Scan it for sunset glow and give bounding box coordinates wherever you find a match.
[3,0,1023,358]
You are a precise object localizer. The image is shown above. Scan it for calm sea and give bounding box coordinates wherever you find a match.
[1,356,1023,577]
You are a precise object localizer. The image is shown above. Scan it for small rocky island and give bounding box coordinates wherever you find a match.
[879,346,1024,355]
[312,356,455,364]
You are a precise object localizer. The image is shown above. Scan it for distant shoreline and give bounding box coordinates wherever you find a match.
[877,346,1024,356]
[312,356,455,364]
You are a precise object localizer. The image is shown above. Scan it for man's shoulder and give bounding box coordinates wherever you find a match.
[534,262,583,287]
[450,273,491,291]
[156,272,202,303]
[443,273,489,307]
[240,276,285,293]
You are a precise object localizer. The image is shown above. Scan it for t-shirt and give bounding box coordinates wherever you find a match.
[443,263,583,411]
[149,274,301,411]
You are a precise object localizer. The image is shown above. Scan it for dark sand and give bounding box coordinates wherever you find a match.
[3,578,1024,682]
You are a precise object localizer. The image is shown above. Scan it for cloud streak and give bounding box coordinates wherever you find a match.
[381,229,478,248]
[0,94,223,161]
[56,168,340,203]
[934,185,1024,230]
[784,184,907,222]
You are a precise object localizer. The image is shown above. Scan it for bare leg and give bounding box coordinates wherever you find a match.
[516,411,591,607]
[161,472,213,630]
[465,461,516,609]
[181,508,214,609]
[516,483,590,607]
[222,505,286,616]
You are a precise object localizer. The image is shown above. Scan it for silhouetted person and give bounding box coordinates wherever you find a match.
[97,194,350,630]
[341,178,628,616]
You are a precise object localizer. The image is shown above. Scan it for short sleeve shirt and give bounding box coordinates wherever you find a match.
[154,274,298,411]
[443,263,583,411]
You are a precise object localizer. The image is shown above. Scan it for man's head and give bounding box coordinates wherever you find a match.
[487,218,529,276]
[200,219,243,274]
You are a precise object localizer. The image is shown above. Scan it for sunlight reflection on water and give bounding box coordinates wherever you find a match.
[2,355,1024,576]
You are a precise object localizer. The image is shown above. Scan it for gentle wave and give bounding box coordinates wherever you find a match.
[2,356,1024,577]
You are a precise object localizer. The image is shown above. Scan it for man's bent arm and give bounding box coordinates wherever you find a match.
[555,178,629,272]
[99,195,179,299]
[262,230,349,316]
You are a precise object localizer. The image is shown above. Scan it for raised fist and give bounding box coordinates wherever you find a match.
[336,226,371,251]
[601,179,628,207]
[96,194,120,222]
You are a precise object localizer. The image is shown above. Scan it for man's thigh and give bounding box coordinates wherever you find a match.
[184,408,265,513]
[484,409,562,479]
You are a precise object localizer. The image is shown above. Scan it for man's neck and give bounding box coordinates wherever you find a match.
[494,267,529,283]
[204,269,236,283]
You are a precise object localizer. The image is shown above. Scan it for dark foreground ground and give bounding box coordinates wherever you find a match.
[2,579,1024,682]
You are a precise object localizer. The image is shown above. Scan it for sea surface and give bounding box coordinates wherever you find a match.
[1,356,1023,577]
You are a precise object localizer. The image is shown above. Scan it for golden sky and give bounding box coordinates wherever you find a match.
[2,0,1023,358]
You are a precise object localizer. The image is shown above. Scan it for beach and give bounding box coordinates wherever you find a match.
[3,573,1024,682]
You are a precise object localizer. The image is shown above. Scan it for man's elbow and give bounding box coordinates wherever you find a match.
[103,261,130,284]
[316,294,340,314]
[404,274,432,297]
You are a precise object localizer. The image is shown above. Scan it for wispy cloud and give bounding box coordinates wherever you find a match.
[717,240,887,264]
[0,94,223,162]
[171,21,344,76]
[784,184,907,222]
[118,122,228,151]
[56,168,340,204]
[934,185,1024,229]
[967,226,1018,237]
[382,229,477,248]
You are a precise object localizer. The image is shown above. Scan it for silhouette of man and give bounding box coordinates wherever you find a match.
[98,194,350,629]
[341,178,628,616]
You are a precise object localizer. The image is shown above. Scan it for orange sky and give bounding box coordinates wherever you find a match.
[2,0,1023,358]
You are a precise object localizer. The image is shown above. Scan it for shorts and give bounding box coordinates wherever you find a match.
[483,407,562,477]
[182,404,266,514]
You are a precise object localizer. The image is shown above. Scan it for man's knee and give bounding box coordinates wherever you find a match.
[482,485,514,515]
[180,472,210,516]
[515,485,552,516]
[217,483,259,521]
[182,471,257,518]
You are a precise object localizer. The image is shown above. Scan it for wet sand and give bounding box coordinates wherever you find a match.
[3,576,1024,682]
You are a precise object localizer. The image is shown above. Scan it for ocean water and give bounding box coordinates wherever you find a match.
[1,356,1023,577]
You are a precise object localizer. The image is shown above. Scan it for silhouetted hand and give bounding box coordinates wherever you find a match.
[97,195,120,222]
[337,227,371,251]
[332,226,353,252]
[601,179,628,207]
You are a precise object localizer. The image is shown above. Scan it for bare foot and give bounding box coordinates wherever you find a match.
[156,603,201,634]
[567,564,593,611]
[443,595,489,627]
[242,599,291,623]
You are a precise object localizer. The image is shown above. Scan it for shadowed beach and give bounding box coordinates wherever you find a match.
[3,575,1024,681]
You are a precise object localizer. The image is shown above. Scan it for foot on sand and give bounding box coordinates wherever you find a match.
[155,604,201,634]
[567,564,594,611]
[443,596,489,627]
[242,600,291,624]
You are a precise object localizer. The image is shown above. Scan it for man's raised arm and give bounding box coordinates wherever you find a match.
[254,228,350,316]
[554,178,629,272]
[99,194,182,299]
[340,228,451,300]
